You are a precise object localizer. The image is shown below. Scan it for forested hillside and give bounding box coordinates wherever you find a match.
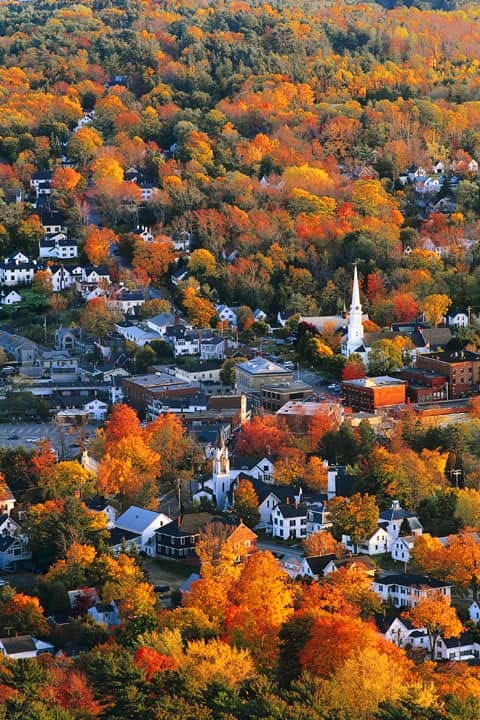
[1,0,480,325]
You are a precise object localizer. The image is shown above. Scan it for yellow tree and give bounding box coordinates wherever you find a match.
[39,460,95,500]
[184,522,241,628]
[181,639,256,689]
[455,488,480,530]
[303,530,342,558]
[97,435,160,508]
[410,533,446,577]
[403,591,463,658]
[187,248,218,280]
[226,551,294,670]
[420,293,452,327]
[182,286,216,327]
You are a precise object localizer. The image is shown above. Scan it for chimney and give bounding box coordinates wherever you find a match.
[286,497,290,505]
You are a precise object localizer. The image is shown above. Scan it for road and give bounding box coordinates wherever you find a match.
[256,539,304,560]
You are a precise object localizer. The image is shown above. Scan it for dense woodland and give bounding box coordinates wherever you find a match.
[3,0,480,717]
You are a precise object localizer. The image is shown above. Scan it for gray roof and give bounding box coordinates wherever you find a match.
[116,505,167,533]
[236,357,292,376]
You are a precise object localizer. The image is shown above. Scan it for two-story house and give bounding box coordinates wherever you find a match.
[373,573,452,608]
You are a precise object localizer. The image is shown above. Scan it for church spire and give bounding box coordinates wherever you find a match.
[351,263,361,313]
[344,264,364,356]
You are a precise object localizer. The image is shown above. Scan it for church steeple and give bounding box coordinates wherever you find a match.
[344,264,364,356]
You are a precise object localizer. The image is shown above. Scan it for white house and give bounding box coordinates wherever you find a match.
[302,554,338,579]
[164,326,202,357]
[469,600,480,623]
[342,525,390,556]
[114,323,161,347]
[85,495,117,529]
[145,312,178,335]
[306,502,332,535]
[373,573,452,608]
[41,212,66,236]
[114,505,171,557]
[446,309,469,328]
[0,636,55,659]
[30,170,53,197]
[0,255,36,287]
[172,362,222,384]
[271,501,307,540]
[343,500,422,556]
[215,304,238,326]
[391,535,416,564]
[200,336,227,361]
[379,500,423,545]
[39,233,78,260]
[0,513,21,536]
[253,308,268,323]
[382,616,430,653]
[0,535,31,571]
[107,288,145,315]
[434,633,478,661]
[134,226,154,242]
[88,600,121,627]
[83,399,109,422]
[0,290,22,305]
[0,481,16,515]
[46,264,74,292]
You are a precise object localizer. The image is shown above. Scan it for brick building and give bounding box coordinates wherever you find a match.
[398,367,448,403]
[342,376,406,412]
[415,350,480,399]
[276,399,344,446]
[121,372,198,413]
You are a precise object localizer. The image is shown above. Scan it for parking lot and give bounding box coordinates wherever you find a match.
[0,421,98,458]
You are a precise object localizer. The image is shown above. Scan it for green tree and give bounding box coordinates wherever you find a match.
[328,493,379,552]
[220,357,247,386]
[233,478,260,528]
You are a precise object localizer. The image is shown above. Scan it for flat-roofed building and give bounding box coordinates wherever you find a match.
[276,399,344,446]
[342,376,406,412]
[261,380,313,411]
[122,372,198,413]
[235,357,293,396]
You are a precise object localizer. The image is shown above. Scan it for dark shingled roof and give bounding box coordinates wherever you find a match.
[376,572,451,589]
[304,554,337,575]
[275,502,307,519]
[108,528,140,546]
[0,636,36,654]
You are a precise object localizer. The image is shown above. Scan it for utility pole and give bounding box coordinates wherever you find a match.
[451,469,462,488]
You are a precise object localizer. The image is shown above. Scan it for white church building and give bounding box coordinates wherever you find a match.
[193,439,275,510]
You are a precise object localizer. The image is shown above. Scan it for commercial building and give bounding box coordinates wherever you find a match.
[415,350,480,399]
[235,357,293,397]
[341,376,406,412]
